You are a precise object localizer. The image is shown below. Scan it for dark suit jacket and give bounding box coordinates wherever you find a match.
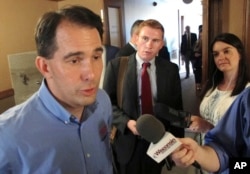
[104,45,120,65]
[180,33,197,55]
[103,53,183,164]
[115,42,135,57]
[158,46,170,61]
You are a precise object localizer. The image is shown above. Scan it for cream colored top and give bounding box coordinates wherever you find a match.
[198,83,250,148]
[200,83,250,126]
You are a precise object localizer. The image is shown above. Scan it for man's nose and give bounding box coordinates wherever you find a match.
[80,60,95,81]
[145,40,154,47]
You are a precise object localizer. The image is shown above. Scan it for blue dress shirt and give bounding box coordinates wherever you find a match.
[205,87,250,174]
[0,80,113,174]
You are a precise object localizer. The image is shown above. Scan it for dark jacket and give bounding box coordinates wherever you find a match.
[104,45,120,65]
[180,33,197,55]
[158,46,170,61]
[115,43,135,58]
[103,53,183,164]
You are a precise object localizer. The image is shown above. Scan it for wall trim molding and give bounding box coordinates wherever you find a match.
[0,88,14,100]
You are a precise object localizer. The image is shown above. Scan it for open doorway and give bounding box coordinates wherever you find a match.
[174,1,203,75]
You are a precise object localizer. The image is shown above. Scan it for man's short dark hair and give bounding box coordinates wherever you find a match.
[35,5,103,59]
[130,19,144,36]
[198,25,203,32]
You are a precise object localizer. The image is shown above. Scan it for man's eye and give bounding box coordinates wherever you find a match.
[143,37,148,41]
[93,55,101,60]
[70,58,79,64]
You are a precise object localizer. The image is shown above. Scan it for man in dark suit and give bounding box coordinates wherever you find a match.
[99,44,120,88]
[158,45,170,61]
[115,19,144,57]
[116,19,170,62]
[103,19,183,174]
[104,44,120,64]
[181,25,197,78]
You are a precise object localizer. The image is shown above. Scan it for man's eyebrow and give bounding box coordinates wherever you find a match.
[63,47,103,59]
[63,52,84,59]
[95,46,104,52]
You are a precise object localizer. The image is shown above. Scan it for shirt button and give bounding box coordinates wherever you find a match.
[64,121,69,124]
[86,153,91,158]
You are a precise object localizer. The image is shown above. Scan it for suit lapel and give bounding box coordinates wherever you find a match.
[155,58,168,98]
[123,54,139,115]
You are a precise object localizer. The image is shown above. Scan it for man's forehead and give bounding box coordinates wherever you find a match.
[138,27,163,39]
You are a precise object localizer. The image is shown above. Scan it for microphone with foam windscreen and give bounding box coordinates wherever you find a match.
[136,114,166,144]
[136,114,201,169]
[136,114,182,163]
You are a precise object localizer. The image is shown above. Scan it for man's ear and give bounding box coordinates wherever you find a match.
[135,34,139,46]
[35,56,50,78]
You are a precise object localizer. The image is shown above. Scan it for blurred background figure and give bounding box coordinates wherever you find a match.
[99,44,120,88]
[115,19,144,57]
[180,25,197,79]
[192,25,203,90]
[158,38,170,61]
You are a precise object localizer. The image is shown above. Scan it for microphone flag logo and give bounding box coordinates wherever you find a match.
[147,132,182,163]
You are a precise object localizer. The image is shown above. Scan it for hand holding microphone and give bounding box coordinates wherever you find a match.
[136,114,182,163]
[136,114,201,169]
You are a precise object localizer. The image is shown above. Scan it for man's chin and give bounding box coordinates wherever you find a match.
[81,95,97,106]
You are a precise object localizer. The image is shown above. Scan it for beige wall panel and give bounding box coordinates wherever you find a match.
[59,0,103,15]
[0,0,57,91]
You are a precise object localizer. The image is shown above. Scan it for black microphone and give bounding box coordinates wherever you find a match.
[136,114,165,144]
[136,114,201,169]
[154,103,192,128]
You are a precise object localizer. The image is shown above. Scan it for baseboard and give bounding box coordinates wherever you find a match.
[0,88,14,100]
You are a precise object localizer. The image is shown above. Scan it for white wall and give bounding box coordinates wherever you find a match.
[124,0,202,55]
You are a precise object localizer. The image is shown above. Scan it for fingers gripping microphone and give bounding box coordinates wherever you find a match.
[136,114,201,169]
[136,114,182,163]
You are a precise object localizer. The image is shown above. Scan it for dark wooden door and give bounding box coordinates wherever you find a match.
[202,0,223,84]
[243,0,250,76]
[103,0,125,47]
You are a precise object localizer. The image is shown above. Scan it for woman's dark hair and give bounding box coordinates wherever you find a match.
[35,5,103,59]
[200,33,249,99]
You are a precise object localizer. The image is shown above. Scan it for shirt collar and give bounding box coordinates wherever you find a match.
[129,42,137,50]
[38,79,98,124]
[135,53,156,69]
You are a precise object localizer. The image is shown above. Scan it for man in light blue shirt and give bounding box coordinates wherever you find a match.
[0,5,113,174]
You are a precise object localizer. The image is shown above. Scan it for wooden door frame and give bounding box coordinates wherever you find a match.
[243,0,250,75]
[103,0,126,47]
[202,0,223,84]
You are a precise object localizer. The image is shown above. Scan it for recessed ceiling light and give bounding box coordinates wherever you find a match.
[183,0,193,4]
